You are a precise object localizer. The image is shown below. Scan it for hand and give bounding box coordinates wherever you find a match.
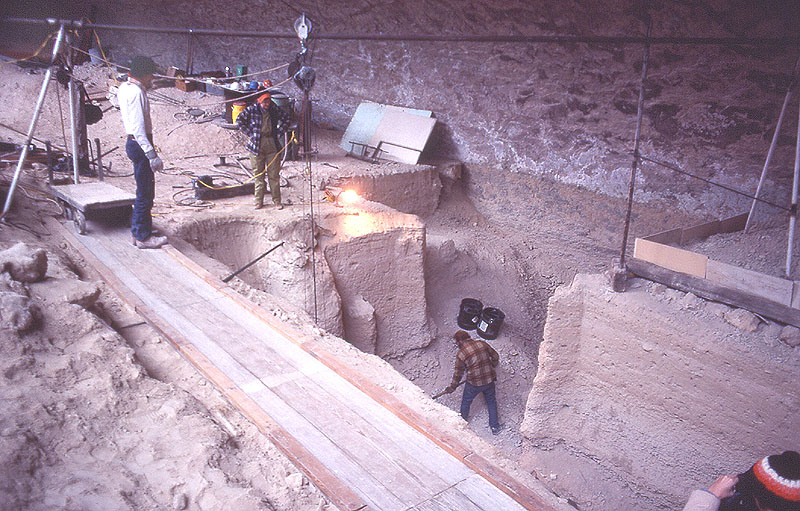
[444,384,457,394]
[148,155,163,173]
[708,474,738,500]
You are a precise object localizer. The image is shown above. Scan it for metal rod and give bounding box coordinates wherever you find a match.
[0,121,68,153]
[639,155,790,212]
[221,241,285,283]
[186,29,194,75]
[618,18,652,268]
[3,17,799,46]
[67,32,80,184]
[745,56,800,233]
[1,23,66,220]
[95,138,104,181]
[786,102,800,278]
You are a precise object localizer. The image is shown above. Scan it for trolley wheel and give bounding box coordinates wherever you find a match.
[73,209,86,235]
[61,200,73,220]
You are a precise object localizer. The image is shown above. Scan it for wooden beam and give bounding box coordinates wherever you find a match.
[628,257,800,328]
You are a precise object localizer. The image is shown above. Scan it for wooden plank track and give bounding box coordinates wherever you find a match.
[47,219,551,511]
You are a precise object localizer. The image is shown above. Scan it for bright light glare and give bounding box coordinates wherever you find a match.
[339,189,359,204]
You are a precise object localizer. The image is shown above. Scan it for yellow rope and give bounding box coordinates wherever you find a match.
[196,132,297,190]
[0,31,57,69]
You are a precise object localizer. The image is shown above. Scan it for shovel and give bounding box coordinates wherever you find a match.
[432,380,464,399]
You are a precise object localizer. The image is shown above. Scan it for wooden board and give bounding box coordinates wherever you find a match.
[681,219,720,245]
[369,108,436,164]
[719,213,748,234]
[50,182,135,211]
[627,257,800,328]
[706,259,793,306]
[633,238,708,278]
[643,227,682,245]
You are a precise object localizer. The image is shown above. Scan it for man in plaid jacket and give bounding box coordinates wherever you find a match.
[444,330,503,434]
[236,92,290,209]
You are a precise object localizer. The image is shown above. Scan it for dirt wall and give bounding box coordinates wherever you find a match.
[520,273,800,511]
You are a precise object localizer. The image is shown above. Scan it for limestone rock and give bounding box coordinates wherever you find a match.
[723,308,761,333]
[779,326,800,348]
[0,243,47,283]
[0,275,39,333]
[438,239,458,264]
[342,294,377,353]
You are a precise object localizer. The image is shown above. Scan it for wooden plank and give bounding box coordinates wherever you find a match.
[246,383,407,511]
[46,218,368,511]
[633,238,707,278]
[411,486,485,511]
[792,281,800,309]
[627,257,800,328]
[643,227,682,245]
[706,259,793,306]
[453,474,529,511]
[680,219,720,245]
[50,182,135,210]
[719,213,748,234]
[183,298,476,490]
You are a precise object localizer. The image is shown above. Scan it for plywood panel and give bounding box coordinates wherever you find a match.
[633,238,708,278]
[369,108,436,164]
[719,213,748,234]
[340,102,434,155]
[643,228,682,245]
[707,259,793,306]
[681,220,720,245]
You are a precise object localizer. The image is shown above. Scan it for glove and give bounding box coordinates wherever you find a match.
[145,150,163,173]
[444,384,457,394]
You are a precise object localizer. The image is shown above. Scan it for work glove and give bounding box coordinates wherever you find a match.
[145,149,163,173]
[444,384,457,395]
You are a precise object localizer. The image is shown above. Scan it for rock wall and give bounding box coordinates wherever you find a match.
[520,273,800,511]
[9,0,798,216]
[320,201,431,358]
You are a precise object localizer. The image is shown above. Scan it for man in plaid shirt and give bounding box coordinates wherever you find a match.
[236,91,290,209]
[444,330,503,434]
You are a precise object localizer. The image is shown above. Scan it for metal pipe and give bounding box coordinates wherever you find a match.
[3,17,799,46]
[221,241,284,283]
[786,102,800,278]
[745,56,800,233]
[67,32,80,184]
[95,138,104,181]
[618,19,652,269]
[1,24,66,220]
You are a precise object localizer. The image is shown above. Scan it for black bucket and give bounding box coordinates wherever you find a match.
[457,298,483,330]
[476,307,505,340]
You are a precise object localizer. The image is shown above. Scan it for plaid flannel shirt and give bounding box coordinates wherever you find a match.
[450,338,499,387]
[236,101,290,155]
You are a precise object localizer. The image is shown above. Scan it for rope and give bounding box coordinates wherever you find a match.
[0,31,57,69]
[639,155,790,212]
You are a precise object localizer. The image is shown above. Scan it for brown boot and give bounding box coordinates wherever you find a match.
[254,200,263,210]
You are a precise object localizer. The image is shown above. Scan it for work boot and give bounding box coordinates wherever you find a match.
[254,199,263,210]
[134,235,167,249]
[275,202,284,210]
[491,424,505,435]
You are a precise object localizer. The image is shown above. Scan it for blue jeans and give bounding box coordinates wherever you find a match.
[460,381,499,429]
[126,138,154,241]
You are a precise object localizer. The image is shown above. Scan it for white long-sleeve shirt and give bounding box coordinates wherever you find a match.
[118,77,154,155]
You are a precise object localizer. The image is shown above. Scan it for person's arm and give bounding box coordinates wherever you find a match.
[236,104,254,137]
[126,84,156,159]
[445,355,465,393]
[681,474,737,511]
[488,345,499,367]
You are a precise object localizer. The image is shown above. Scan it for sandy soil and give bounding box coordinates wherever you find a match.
[1,59,793,510]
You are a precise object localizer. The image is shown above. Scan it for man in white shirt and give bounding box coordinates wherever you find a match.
[118,56,167,249]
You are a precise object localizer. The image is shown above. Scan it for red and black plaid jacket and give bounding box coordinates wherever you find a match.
[450,338,499,387]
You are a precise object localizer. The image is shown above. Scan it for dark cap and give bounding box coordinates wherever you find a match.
[128,56,157,78]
